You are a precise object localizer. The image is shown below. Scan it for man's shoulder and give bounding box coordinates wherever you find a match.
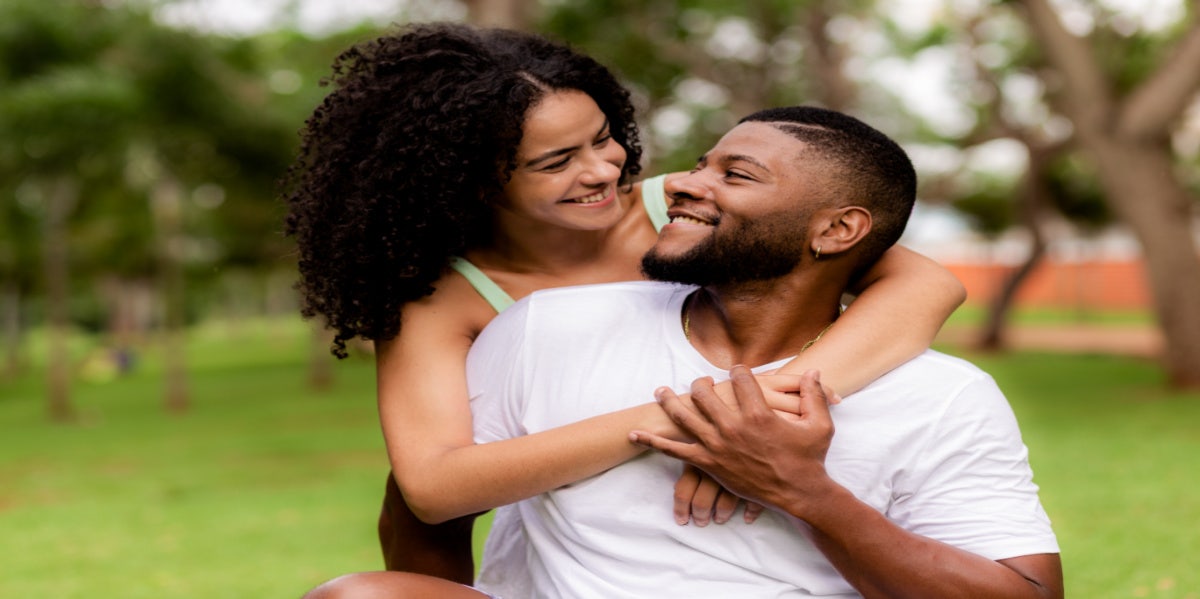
[474,281,691,349]
[863,349,997,398]
[505,281,687,324]
[900,349,991,379]
[528,280,690,305]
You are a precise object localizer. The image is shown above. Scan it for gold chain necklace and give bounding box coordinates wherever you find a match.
[682,297,836,353]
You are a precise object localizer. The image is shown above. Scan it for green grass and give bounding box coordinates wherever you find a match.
[952,348,1200,598]
[946,304,1156,327]
[1,318,1197,597]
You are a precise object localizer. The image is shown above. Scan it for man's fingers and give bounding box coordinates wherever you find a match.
[654,386,714,438]
[629,430,702,464]
[796,370,834,426]
[822,383,843,405]
[728,365,772,415]
[689,377,730,422]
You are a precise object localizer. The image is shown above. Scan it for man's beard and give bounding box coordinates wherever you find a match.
[641,217,809,287]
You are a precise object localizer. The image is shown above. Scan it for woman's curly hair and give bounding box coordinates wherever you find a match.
[283,23,643,357]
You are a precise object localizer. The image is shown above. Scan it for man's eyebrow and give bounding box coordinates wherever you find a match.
[722,153,770,172]
[524,119,611,168]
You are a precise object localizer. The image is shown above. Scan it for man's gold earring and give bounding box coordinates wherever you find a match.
[813,245,822,260]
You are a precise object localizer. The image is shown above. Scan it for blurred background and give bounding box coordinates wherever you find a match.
[1,0,1197,597]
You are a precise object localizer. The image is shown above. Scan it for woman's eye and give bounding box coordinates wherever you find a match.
[593,133,612,147]
[542,158,570,171]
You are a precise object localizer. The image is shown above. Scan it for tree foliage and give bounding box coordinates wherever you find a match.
[0,0,306,411]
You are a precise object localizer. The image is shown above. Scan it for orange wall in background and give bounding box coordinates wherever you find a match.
[944,259,1152,310]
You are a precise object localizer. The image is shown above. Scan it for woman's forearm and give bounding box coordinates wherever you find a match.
[397,402,672,524]
[773,245,965,395]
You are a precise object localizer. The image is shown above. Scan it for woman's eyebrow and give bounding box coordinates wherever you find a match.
[523,119,611,168]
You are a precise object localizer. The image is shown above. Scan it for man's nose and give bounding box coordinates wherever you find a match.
[664,171,710,204]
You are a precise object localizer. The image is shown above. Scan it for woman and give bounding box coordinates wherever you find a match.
[285,22,965,595]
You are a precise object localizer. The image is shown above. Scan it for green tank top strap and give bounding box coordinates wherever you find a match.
[640,174,670,233]
[448,256,515,313]
[452,177,668,313]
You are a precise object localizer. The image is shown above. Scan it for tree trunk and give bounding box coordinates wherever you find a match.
[979,238,1046,351]
[308,320,335,391]
[1087,139,1200,387]
[1014,0,1200,388]
[2,280,23,380]
[803,1,855,112]
[43,178,76,421]
[979,145,1056,350]
[152,177,189,412]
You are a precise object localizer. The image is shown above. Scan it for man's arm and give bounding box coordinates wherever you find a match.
[630,367,1063,599]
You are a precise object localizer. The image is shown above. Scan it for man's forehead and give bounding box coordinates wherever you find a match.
[711,122,807,166]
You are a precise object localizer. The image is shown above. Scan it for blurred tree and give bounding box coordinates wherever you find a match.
[463,0,538,28]
[539,0,869,173]
[0,171,39,381]
[0,0,299,415]
[0,0,140,419]
[537,0,1199,385]
[1008,0,1200,387]
[822,0,1197,383]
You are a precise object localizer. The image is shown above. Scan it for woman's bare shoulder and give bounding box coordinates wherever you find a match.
[395,270,496,345]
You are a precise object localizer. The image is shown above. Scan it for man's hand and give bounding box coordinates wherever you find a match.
[631,367,837,514]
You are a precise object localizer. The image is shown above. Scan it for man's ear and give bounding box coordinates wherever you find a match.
[810,206,871,257]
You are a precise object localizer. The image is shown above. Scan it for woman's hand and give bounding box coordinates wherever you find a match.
[673,464,764,526]
[697,373,840,420]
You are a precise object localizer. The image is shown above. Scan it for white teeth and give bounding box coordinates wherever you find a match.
[572,189,608,204]
[670,215,711,226]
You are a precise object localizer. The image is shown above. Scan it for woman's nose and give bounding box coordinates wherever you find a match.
[579,152,622,186]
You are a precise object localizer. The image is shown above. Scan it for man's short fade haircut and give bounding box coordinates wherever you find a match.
[738,106,916,271]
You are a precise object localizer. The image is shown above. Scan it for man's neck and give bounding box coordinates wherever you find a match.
[684,277,844,370]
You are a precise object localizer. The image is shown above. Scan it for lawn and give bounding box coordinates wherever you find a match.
[1,317,1197,598]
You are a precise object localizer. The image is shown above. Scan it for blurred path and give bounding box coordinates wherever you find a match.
[936,324,1163,358]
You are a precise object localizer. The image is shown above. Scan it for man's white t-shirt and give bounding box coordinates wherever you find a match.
[468,281,1059,598]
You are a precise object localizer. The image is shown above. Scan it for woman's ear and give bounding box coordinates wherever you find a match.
[810,206,872,258]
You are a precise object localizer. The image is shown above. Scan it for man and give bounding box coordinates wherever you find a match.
[466,106,1061,597]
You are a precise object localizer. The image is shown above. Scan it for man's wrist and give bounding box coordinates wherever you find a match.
[781,475,850,523]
